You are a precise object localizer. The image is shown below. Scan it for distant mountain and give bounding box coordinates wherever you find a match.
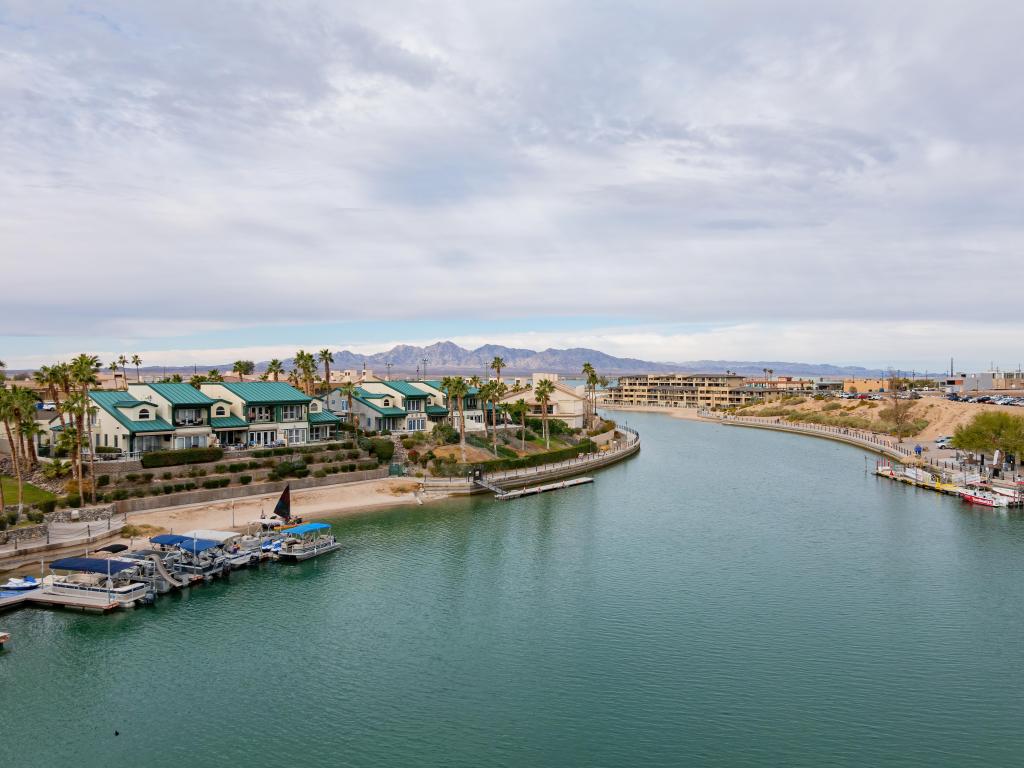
[221,343,893,378]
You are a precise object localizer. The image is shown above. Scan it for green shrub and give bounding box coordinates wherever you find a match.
[38,499,57,514]
[26,510,45,523]
[214,463,228,473]
[95,445,121,454]
[293,468,310,478]
[162,485,174,494]
[248,461,262,469]
[97,475,111,487]
[370,439,395,463]
[141,472,154,483]
[822,402,842,412]
[5,509,19,526]
[431,423,458,445]
[239,475,252,485]
[228,462,247,473]
[66,493,82,508]
[0,516,6,531]
[161,471,173,480]
[314,469,327,478]
[340,441,355,450]
[401,438,415,450]
[202,478,231,489]
[125,473,140,482]
[141,447,224,468]
[357,461,379,471]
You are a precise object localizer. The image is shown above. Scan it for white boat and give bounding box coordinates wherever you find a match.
[1,576,41,591]
[960,490,1011,508]
[0,631,8,649]
[276,522,341,562]
[44,557,151,609]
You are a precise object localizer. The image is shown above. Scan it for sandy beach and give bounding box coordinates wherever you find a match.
[125,477,436,537]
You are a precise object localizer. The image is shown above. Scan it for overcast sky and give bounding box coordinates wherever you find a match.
[2,1,1022,370]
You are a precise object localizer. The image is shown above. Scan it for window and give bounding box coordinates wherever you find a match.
[174,435,208,450]
[407,399,422,412]
[114,435,118,448]
[281,405,304,421]
[138,409,150,420]
[284,427,307,445]
[383,399,391,407]
[248,406,272,423]
[215,406,226,416]
[175,407,202,426]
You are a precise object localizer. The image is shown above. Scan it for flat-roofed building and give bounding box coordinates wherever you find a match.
[606,373,752,409]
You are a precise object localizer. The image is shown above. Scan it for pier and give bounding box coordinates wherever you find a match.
[497,477,594,500]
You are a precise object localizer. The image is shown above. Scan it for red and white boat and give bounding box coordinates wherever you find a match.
[959,489,1010,508]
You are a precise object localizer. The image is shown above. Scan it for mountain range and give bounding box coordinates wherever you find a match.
[242,342,894,378]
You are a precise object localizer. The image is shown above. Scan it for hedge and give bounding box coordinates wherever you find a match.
[460,440,598,474]
[142,447,224,468]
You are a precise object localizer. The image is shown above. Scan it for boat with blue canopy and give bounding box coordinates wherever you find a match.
[277,521,340,562]
[42,556,151,609]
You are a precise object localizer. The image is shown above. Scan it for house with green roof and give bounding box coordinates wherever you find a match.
[412,380,486,433]
[200,381,340,446]
[329,380,448,433]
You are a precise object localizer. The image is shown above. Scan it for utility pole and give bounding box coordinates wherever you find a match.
[385,361,393,381]
[421,357,428,380]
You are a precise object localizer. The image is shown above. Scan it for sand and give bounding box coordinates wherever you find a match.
[126,477,434,536]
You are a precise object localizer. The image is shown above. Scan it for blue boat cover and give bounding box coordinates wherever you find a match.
[150,534,190,546]
[49,557,138,575]
[282,522,331,536]
[177,538,221,555]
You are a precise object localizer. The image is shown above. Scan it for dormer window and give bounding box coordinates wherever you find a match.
[215,406,226,416]
[138,409,150,420]
[383,399,391,407]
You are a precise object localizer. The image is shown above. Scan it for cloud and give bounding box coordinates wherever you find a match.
[2,1,1023,355]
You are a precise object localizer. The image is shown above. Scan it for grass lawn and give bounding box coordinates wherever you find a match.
[1,475,57,505]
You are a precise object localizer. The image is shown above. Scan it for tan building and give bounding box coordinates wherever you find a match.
[606,373,754,409]
[497,373,587,430]
[842,378,889,394]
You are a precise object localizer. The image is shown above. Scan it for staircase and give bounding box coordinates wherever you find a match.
[390,434,408,465]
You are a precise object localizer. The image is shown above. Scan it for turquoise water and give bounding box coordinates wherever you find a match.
[3,412,1024,767]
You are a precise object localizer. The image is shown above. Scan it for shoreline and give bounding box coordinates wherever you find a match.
[126,476,441,535]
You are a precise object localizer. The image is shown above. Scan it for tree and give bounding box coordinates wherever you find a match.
[490,356,506,385]
[206,369,224,383]
[232,360,255,382]
[490,381,508,454]
[108,360,120,387]
[442,376,469,462]
[266,359,285,382]
[510,399,529,450]
[293,350,317,394]
[70,354,101,503]
[189,374,207,388]
[478,381,495,444]
[951,412,1024,460]
[131,354,142,382]
[318,349,334,394]
[535,378,555,449]
[0,388,25,512]
[582,363,595,426]
[338,382,358,431]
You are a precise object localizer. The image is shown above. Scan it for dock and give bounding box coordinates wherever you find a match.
[0,589,118,613]
[496,477,594,500]
[0,591,31,613]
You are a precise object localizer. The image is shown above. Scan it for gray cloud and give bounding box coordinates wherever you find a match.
[1,0,1023,342]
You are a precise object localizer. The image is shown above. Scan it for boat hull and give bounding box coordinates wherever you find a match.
[277,541,341,561]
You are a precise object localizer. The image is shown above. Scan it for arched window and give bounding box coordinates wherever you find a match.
[215,406,226,416]
[383,399,391,407]
[138,409,150,420]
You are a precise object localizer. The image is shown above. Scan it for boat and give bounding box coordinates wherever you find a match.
[960,490,1011,508]
[150,534,228,582]
[276,522,340,562]
[1,576,41,591]
[257,484,305,531]
[44,557,151,609]
[0,631,8,649]
[181,529,259,569]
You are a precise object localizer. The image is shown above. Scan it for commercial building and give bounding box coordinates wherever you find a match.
[605,373,754,409]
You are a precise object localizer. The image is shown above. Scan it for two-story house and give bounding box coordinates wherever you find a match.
[199,382,340,446]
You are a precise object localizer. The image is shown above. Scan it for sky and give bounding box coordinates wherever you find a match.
[1,1,1022,371]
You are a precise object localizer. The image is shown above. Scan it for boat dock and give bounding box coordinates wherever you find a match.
[496,477,594,500]
[0,591,30,613]
[0,588,119,614]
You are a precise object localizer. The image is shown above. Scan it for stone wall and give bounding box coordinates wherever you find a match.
[47,503,118,523]
[0,523,47,546]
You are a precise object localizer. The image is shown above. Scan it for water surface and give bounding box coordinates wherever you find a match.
[2,412,1023,767]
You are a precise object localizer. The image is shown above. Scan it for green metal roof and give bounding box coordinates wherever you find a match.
[355,388,387,399]
[422,380,444,390]
[384,381,429,398]
[354,396,406,417]
[111,399,153,408]
[210,415,249,429]
[308,410,340,424]
[148,382,217,405]
[90,391,175,433]
[220,382,311,404]
[425,405,448,415]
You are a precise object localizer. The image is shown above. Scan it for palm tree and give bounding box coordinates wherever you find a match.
[62,392,86,491]
[442,376,469,462]
[338,382,358,431]
[189,374,207,388]
[478,381,495,447]
[108,360,120,387]
[535,378,555,449]
[489,382,508,454]
[0,388,24,512]
[169,373,183,383]
[70,354,100,503]
[511,399,529,451]
[318,349,333,394]
[206,369,224,383]
[490,356,506,386]
[132,354,142,382]
[232,360,254,382]
[293,350,316,394]
[582,363,595,426]
[118,354,128,377]
[266,359,285,382]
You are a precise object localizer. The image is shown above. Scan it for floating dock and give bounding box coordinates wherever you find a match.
[0,589,119,614]
[496,477,594,500]
[0,591,31,613]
